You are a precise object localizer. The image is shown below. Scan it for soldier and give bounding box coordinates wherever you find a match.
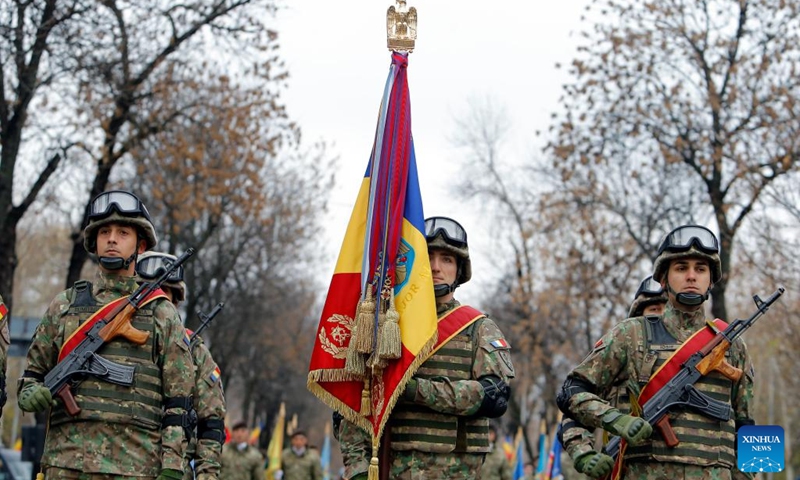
[557,225,754,480]
[221,421,264,480]
[559,276,668,478]
[339,216,516,480]
[482,426,512,480]
[136,251,227,480]
[278,430,323,480]
[17,190,194,480]
[0,293,9,416]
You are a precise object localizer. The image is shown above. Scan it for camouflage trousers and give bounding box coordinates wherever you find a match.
[624,463,732,480]
[44,468,156,480]
[389,450,485,480]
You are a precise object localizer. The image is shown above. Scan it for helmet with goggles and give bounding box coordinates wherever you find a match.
[83,190,158,253]
[628,275,668,317]
[653,225,722,284]
[424,216,471,296]
[136,251,186,303]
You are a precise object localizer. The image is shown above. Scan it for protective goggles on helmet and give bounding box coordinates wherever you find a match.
[136,253,184,283]
[635,276,663,298]
[88,190,152,222]
[657,225,719,256]
[424,216,467,248]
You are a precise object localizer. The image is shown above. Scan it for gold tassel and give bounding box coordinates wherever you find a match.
[367,350,387,370]
[368,439,380,480]
[345,347,366,376]
[36,474,45,480]
[353,287,376,353]
[360,383,372,416]
[378,290,401,359]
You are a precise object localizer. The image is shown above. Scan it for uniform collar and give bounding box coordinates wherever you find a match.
[662,302,706,331]
[436,298,460,317]
[93,270,139,296]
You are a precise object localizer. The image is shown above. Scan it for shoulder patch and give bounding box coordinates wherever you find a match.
[205,365,222,387]
[490,338,510,349]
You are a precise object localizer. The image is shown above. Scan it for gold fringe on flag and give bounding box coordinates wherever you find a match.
[353,287,376,353]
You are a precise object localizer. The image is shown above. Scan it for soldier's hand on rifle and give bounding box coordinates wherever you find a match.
[601,409,652,445]
[574,451,614,478]
[155,468,183,480]
[18,383,54,412]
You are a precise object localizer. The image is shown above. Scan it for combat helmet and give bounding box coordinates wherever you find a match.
[424,216,471,297]
[652,224,721,306]
[136,251,186,303]
[83,190,158,270]
[628,275,668,318]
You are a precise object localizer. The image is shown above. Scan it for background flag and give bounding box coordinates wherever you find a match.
[512,426,526,480]
[249,420,263,446]
[321,421,332,480]
[265,403,285,480]
[535,420,548,480]
[307,51,437,479]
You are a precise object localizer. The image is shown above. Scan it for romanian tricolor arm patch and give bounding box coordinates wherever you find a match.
[209,366,221,384]
[0,303,7,321]
[490,339,510,349]
[183,331,191,348]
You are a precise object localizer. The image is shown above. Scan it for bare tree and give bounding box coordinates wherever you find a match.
[548,0,800,320]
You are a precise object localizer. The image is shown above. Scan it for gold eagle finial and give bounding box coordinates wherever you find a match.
[387,0,417,52]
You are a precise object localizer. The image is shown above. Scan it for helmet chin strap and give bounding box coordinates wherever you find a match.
[666,283,709,307]
[99,251,137,271]
[433,263,462,298]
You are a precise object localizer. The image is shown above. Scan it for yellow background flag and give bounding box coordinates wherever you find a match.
[265,403,286,480]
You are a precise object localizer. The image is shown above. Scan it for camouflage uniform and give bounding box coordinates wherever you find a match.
[0,294,9,414]
[220,442,264,480]
[280,447,323,480]
[21,271,194,478]
[482,441,512,480]
[183,335,226,480]
[561,302,754,480]
[339,299,515,480]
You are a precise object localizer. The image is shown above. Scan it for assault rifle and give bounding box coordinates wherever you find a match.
[603,287,784,458]
[44,248,196,416]
[188,302,225,348]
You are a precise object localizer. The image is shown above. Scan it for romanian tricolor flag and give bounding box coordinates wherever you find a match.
[307,51,437,478]
[265,403,286,480]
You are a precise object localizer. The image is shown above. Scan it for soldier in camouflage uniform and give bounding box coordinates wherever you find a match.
[278,431,323,480]
[0,293,9,416]
[482,426,512,480]
[17,190,194,480]
[559,276,668,479]
[339,216,515,480]
[557,225,755,480]
[136,251,227,480]
[221,421,264,480]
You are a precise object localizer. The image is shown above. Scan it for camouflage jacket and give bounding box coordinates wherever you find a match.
[185,335,226,480]
[564,302,754,466]
[220,443,264,480]
[21,271,194,476]
[280,447,322,480]
[339,299,516,479]
[482,443,512,480]
[0,294,9,414]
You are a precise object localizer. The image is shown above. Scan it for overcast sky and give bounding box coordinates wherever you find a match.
[277,1,592,304]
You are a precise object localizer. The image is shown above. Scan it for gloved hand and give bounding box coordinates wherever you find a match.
[156,469,183,480]
[18,383,53,412]
[574,451,614,478]
[402,378,418,402]
[602,410,652,445]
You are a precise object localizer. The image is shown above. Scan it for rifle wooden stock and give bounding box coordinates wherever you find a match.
[654,416,679,447]
[56,384,81,416]
[696,341,743,381]
[97,304,150,344]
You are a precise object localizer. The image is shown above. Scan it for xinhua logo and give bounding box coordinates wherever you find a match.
[738,425,784,473]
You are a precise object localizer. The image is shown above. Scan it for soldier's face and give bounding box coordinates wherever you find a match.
[96,222,145,275]
[429,248,458,301]
[642,303,665,316]
[666,258,711,299]
[232,427,249,444]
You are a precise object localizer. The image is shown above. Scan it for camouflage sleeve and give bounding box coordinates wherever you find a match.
[250,450,264,480]
[339,418,371,479]
[731,339,756,480]
[156,300,195,471]
[193,342,226,479]
[559,416,595,462]
[21,291,70,391]
[413,317,515,416]
[566,320,636,429]
[312,450,323,480]
[501,450,513,480]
